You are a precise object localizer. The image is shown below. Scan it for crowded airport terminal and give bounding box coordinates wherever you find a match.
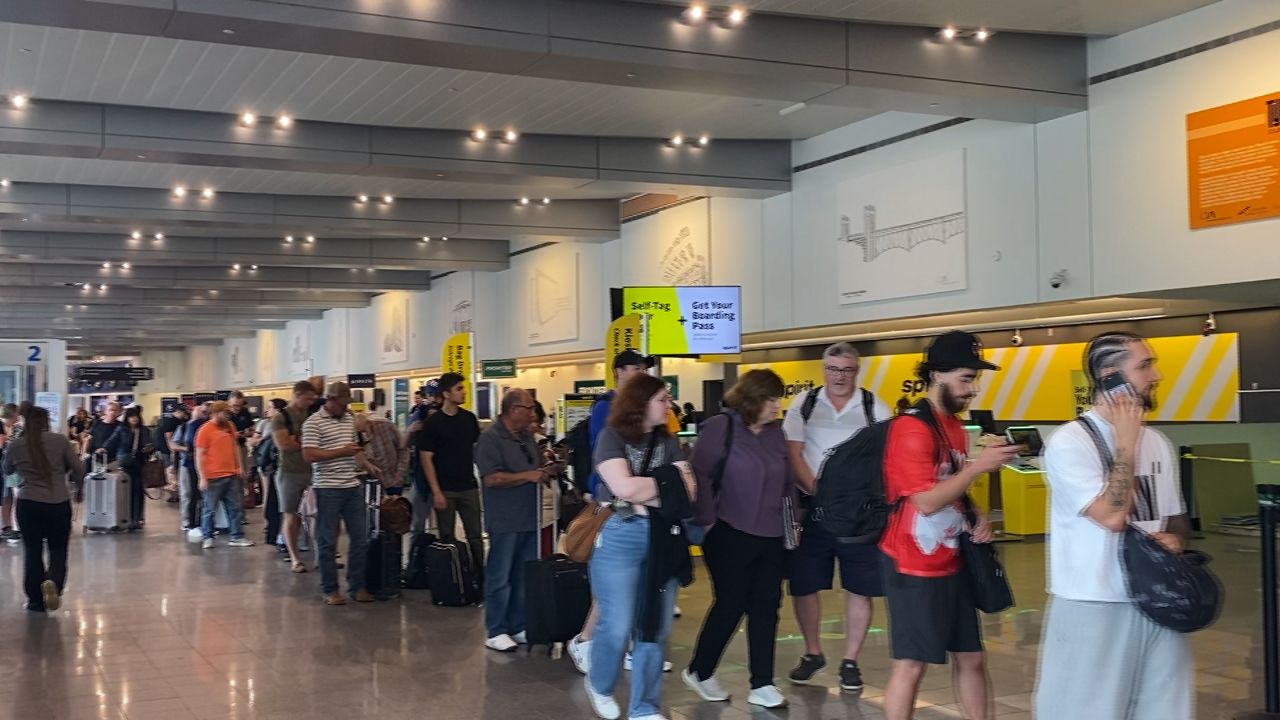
[0,1,1278,718]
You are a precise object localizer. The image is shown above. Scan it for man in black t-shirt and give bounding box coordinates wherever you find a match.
[417,373,483,577]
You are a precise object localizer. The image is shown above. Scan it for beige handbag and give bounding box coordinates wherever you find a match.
[564,503,613,563]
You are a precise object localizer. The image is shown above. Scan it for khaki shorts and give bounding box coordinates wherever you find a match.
[275,470,312,514]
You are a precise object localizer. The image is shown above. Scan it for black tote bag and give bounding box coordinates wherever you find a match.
[959,495,1015,614]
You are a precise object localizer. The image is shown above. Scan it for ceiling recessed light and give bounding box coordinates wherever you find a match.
[519,197,530,206]
[504,130,518,142]
[98,284,107,291]
[356,194,369,204]
[421,236,430,243]
[626,72,637,79]
[153,233,165,241]
[670,135,685,146]
[172,186,188,198]
[231,263,241,271]
[727,8,746,24]
[276,114,293,128]
[685,5,705,21]
[305,235,315,243]
[381,194,394,204]
[221,28,236,35]
[541,198,551,205]
[435,173,445,178]
[10,95,28,109]
[121,262,131,270]
[200,188,215,199]
[102,262,111,269]
[250,264,258,271]
[136,154,147,159]
[284,235,294,243]
[697,135,710,146]
[441,236,448,241]
[975,29,991,41]
[130,231,142,240]
[0,179,9,187]
[471,129,488,141]
[240,112,256,126]
[940,26,958,40]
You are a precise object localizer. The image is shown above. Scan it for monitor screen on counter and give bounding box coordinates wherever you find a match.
[622,286,742,355]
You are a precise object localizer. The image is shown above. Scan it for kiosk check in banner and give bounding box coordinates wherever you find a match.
[622,286,741,355]
[744,333,1240,423]
[442,332,473,407]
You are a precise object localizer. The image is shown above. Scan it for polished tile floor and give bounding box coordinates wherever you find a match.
[0,500,1271,720]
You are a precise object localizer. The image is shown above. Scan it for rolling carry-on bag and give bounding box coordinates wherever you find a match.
[403,532,439,590]
[427,539,481,606]
[84,456,132,533]
[364,478,403,600]
[525,471,591,652]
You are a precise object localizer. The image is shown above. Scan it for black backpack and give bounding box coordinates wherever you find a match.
[561,405,598,494]
[799,386,875,425]
[253,430,278,471]
[810,399,945,544]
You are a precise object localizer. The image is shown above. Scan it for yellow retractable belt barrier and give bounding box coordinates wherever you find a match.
[1182,454,1280,465]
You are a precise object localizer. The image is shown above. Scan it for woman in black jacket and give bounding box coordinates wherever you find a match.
[105,407,154,531]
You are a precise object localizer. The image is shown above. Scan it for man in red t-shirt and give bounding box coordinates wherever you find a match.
[879,332,1022,720]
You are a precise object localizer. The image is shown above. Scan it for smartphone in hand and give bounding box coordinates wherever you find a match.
[1099,371,1136,401]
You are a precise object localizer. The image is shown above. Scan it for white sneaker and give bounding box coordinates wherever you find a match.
[747,685,788,708]
[583,676,620,720]
[568,635,591,674]
[673,604,682,617]
[485,634,518,652]
[201,538,214,550]
[512,631,527,645]
[624,652,673,672]
[187,528,204,541]
[228,538,255,547]
[630,715,669,720]
[681,668,730,702]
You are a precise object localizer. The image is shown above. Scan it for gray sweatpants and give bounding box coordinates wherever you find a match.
[1034,596,1193,719]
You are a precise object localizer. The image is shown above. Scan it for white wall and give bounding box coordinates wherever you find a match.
[1088,0,1280,295]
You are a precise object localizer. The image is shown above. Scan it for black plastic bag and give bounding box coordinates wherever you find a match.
[1121,526,1223,633]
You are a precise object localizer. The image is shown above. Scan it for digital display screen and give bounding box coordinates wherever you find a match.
[622,286,742,355]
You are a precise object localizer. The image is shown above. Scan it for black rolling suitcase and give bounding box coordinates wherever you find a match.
[403,532,438,590]
[364,478,403,600]
[525,474,591,653]
[427,539,481,606]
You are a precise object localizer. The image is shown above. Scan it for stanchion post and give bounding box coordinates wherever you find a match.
[1237,483,1280,719]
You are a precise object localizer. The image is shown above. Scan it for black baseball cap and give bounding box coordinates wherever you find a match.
[613,349,656,370]
[924,331,1000,371]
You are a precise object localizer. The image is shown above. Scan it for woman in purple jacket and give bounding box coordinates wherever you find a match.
[681,369,797,710]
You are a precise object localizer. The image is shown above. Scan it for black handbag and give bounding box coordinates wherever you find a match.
[958,495,1015,614]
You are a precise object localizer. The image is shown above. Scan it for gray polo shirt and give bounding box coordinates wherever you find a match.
[475,419,541,534]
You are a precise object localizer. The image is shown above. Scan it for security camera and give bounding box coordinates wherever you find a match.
[1049,269,1067,289]
[1011,330,1024,347]
[1202,313,1216,336]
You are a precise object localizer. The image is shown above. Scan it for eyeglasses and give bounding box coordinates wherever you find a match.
[824,366,858,376]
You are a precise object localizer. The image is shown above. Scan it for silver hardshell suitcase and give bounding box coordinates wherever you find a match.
[84,457,132,532]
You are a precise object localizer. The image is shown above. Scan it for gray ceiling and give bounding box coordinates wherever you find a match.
[633,0,1218,35]
[0,0,1201,354]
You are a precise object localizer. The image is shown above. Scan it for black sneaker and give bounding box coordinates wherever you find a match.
[839,660,864,692]
[788,654,827,685]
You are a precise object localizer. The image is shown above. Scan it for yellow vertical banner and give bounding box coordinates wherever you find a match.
[605,314,646,389]
[442,332,474,407]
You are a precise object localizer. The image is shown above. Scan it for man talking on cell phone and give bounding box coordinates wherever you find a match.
[1034,331,1193,719]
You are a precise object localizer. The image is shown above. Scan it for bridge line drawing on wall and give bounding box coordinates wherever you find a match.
[838,205,967,263]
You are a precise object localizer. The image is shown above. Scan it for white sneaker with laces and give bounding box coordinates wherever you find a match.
[228,538,255,547]
[188,528,205,541]
[624,652,672,672]
[681,668,730,702]
[747,685,788,708]
[583,676,620,720]
[568,635,591,675]
[201,538,214,550]
[512,631,527,645]
[673,604,682,617]
[485,634,518,652]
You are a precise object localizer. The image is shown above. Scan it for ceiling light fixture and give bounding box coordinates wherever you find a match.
[441,236,448,241]
[697,135,710,146]
[284,235,294,244]
[541,198,551,205]
[221,28,236,35]
[471,128,488,141]
[381,194,394,204]
[102,262,111,269]
[975,29,992,41]
[940,26,958,40]
[153,233,164,241]
[172,186,188,198]
[305,235,315,243]
[727,8,746,25]
[10,94,28,109]
[421,236,430,243]
[240,112,256,126]
[504,130,518,142]
[130,231,142,240]
[519,197,530,206]
[250,264,258,271]
[121,262,131,270]
[356,194,369,204]
[0,179,10,188]
[276,114,293,128]
[684,5,705,22]
[200,188,215,199]
[98,284,107,291]
[231,263,241,271]
[669,134,685,146]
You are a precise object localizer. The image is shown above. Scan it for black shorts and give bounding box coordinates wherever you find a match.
[882,557,983,664]
[787,521,884,597]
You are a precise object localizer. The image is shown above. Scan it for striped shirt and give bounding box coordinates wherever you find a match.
[301,408,359,489]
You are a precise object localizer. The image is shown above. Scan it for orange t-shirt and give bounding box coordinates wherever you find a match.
[195,421,241,479]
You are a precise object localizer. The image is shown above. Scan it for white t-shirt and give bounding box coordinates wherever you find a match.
[782,387,892,478]
[1043,410,1185,603]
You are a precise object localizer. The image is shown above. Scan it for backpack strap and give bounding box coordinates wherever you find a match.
[861,388,875,425]
[800,386,822,422]
[910,399,954,473]
[1076,415,1114,471]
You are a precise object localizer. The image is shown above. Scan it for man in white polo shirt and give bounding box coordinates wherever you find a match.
[782,342,892,692]
[302,381,376,606]
[1035,331,1192,718]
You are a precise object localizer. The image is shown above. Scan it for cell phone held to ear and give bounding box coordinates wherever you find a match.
[1099,371,1137,401]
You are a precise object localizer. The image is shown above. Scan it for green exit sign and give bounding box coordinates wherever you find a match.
[481,359,518,378]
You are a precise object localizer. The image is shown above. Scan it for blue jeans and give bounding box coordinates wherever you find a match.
[588,514,678,718]
[484,530,537,638]
[314,487,368,597]
[201,477,245,540]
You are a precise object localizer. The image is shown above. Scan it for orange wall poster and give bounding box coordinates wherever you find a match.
[1187,91,1280,229]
